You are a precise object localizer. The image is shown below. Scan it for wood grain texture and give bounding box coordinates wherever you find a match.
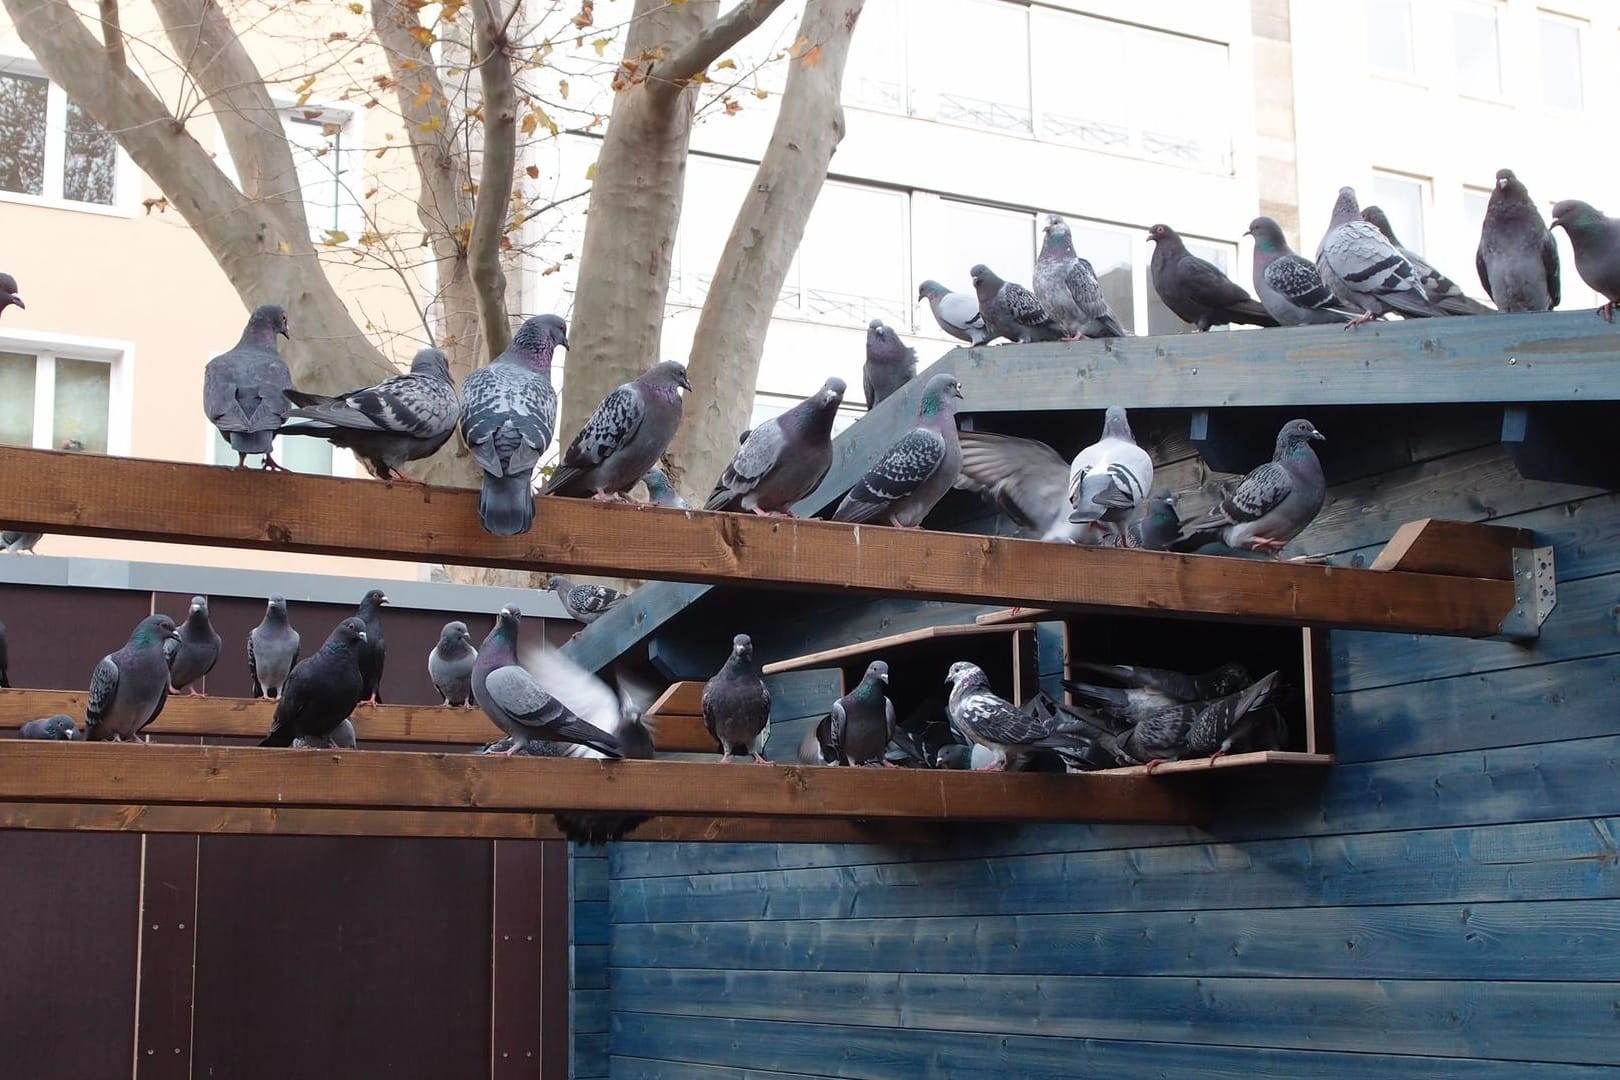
[1370,519,1534,578]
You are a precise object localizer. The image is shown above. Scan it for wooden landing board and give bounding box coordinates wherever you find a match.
[1098,750,1335,777]
[1370,517,1534,579]
[0,448,1521,637]
[0,742,1208,826]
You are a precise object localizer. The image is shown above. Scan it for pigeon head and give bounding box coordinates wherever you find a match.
[358,588,389,613]
[917,374,964,418]
[38,715,76,740]
[641,360,693,394]
[729,634,754,662]
[243,305,290,346]
[642,467,680,500]
[135,614,182,647]
[189,596,208,615]
[1276,419,1326,454]
[1494,168,1528,198]
[866,320,914,367]
[1245,216,1290,253]
[1208,662,1253,698]
[944,661,989,690]
[933,743,972,769]
[265,594,289,619]
[968,264,1005,300]
[1100,405,1134,442]
[545,576,574,595]
[818,376,848,406]
[328,617,368,650]
[410,347,453,381]
[508,314,568,366]
[437,620,470,649]
[1328,187,1362,229]
[1145,488,1179,524]
[494,604,523,639]
[0,272,24,311]
[863,660,890,685]
[1145,223,1183,249]
[917,280,950,302]
[1550,199,1605,235]
[1360,206,1399,245]
[1038,217,1077,261]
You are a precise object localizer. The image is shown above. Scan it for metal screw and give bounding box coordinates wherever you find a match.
[1507,357,1517,365]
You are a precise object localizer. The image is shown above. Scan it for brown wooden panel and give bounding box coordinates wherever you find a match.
[0,585,151,693]
[647,712,714,754]
[135,834,198,1080]
[492,841,545,1079]
[1369,518,1533,579]
[646,681,705,717]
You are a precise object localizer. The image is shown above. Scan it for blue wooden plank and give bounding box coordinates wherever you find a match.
[575,901,610,946]
[572,988,609,1034]
[561,582,711,674]
[572,1032,608,1078]
[572,944,609,990]
[571,848,609,903]
[612,1057,832,1080]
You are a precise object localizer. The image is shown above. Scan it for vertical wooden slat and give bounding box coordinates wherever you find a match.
[1304,626,1334,756]
[491,840,545,1079]
[540,840,571,1080]
[135,834,199,1080]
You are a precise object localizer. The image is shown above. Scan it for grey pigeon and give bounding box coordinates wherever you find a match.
[248,594,301,700]
[293,718,357,750]
[459,313,567,535]
[85,614,181,742]
[1550,200,1620,321]
[972,262,1065,344]
[354,589,388,706]
[1147,223,1278,331]
[1068,407,1154,545]
[548,577,623,625]
[955,429,1087,543]
[917,280,990,345]
[1068,660,1252,705]
[829,661,896,766]
[543,361,693,501]
[702,633,772,763]
[641,467,688,509]
[280,346,460,483]
[19,714,77,740]
[1184,672,1285,761]
[832,373,964,528]
[259,617,368,747]
[1246,217,1356,325]
[204,304,293,469]
[1362,206,1494,315]
[1477,169,1560,312]
[0,616,8,687]
[1060,672,1282,769]
[2,438,86,554]
[1175,419,1325,554]
[0,272,24,318]
[1033,216,1127,339]
[1316,187,1449,324]
[471,605,624,757]
[164,596,222,697]
[863,321,917,409]
[428,620,477,707]
[706,378,846,516]
[1127,488,1181,551]
[944,661,1087,770]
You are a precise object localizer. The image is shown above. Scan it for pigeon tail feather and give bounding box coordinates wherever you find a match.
[480,471,536,536]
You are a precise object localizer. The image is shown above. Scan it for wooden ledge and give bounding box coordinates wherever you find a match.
[1098,750,1334,776]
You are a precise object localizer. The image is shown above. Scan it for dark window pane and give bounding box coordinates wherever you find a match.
[63,100,117,205]
[0,72,48,196]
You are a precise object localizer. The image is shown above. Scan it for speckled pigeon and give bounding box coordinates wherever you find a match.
[471,605,624,757]
[944,661,1088,770]
[259,617,368,747]
[19,714,77,740]
[0,617,8,687]
[972,263,1065,344]
[543,361,692,501]
[833,374,963,528]
[85,614,181,742]
[956,429,1089,543]
[1147,223,1277,331]
[702,634,772,763]
[293,717,357,750]
[428,620,477,707]
[1068,407,1153,545]
[459,313,566,535]
[829,661,896,767]
[863,321,917,409]
[641,467,688,509]
[0,272,24,319]
[1174,419,1325,554]
[354,588,388,706]
[548,577,623,625]
[707,378,846,516]
[1127,488,1181,551]
[917,280,990,345]
[1060,672,1281,770]
[1068,660,1252,705]
[1316,188,1449,324]
[1550,199,1620,321]
[1362,206,1493,315]
[164,596,222,697]
[1246,217,1356,325]
[204,304,293,469]
[1477,169,1560,313]
[248,594,300,701]
[280,346,460,483]
[1034,216,1127,339]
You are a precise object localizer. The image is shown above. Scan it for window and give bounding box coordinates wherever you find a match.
[843,0,904,113]
[212,428,335,475]
[669,156,759,303]
[0,62,120,207]
[1366,0,1415,75]
[1462,186,1490,247]
[796,181,909,325]
[0,344,113,452]
[927,201,1035,328]
[1453,3,1502,98]
[909,0,1030,133]
[1538,16,1584,110]
[1372,172,1428,252]
[215,105,364,242]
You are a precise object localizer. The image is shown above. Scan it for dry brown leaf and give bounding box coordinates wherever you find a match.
[572,0,593,30]
[525,164,540,179]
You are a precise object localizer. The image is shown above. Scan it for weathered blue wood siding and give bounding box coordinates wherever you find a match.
[572,845,611,1079]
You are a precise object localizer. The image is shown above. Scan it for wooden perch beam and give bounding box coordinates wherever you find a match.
[0,449,1522,637]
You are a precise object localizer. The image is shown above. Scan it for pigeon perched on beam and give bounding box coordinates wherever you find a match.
[1068,407,1153,546]
[707,378,845,516]
[702,634,772,763]
[1174,419,1325,555]
[917,280,989,345]
[460,313,566,535]
[1147,223,1277,331]
[248,595,300,700]
[1550,199,1620,321]
[428,620,477,708]
[944,661,1090,770]
[204,304,293,469]
[259,618,368,748]
[1127,488,1181,551]
[1033,216,1127,339]
[19,714,77,740]
[863,321,917,409]
[472,605,624,757]
[1476,169,1560,313]
[829,661,896,767]
[86,614,181,742]
[1246,217,1356,326]
[1361,206,1493,316]
[544,361,692,502]
[1317,188,1449,325]
[972,263,1065,344]
[164,596,221,697]
[354,589,388,706]
[0,272,24,319]
[833,373,964,528]
[548,577,624,625]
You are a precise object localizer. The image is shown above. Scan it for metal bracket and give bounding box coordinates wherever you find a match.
[1498,546,1556,641]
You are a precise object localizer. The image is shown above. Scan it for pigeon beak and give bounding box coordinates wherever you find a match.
[1310,429,1326,442]
[379,595,390,605]
[9,296,22,309]
[357,631,368,643]
[677,371,693,391]
[555,330,569,349]
[952,385,965,400]
[879,672,890,684]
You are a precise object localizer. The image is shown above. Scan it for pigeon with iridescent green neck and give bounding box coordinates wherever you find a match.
[1247,217,1356,326]
[1127,488,1181,551]
[640,467,688,509]
[1174,419,1325,555]
[1551,199,1620,321]
[543,361,693,501]
[86,614,181,742]
[833,374,964,528]
[19,714,77,740]
[829,660,896,767]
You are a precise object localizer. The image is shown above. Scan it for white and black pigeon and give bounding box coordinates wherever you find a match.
[259,618,368,747]
[1246,217,1357,325]
[1174,418,1326,555]
[640,467,688,509]
[428,620,477,708]
[1034,216,1127,339]
[917,280,989,345]
[85,614,182,742]
[1550,199,1620,322]
[707,377,846,516]
[971,263,1065,344]
[1068,407,1154,546]
[956,429,1088,543]
[164,596,222,697]
[1316,187,1449,325]
[1362,206,1494,315]
[279,346,460,483]
[459,313,566,535]
[833,373,964,528]
[1477,169,1560,313]
[204,304,294,469]
[543,361,693,502]
[548,576,624,625]
[1147,223,1277,331]
[863,321,917,409]
[944,661,1087,770]
[0,272,24,319]
[829,660,896,767]
[472,605,624,757]
[248,594,300,700]
[19,714,77,740]
[702,633,772,763]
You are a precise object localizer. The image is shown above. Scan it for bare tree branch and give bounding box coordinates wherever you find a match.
[659,0,788,86]
[98,0,124,69]
[468,0,518,357]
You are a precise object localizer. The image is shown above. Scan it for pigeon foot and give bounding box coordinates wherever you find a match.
[751,753,771,764]
[502,743,523,757]
[1600,302,1616,323]
[1142,758,1169,774]
[188,688,207,698]
[261,455,289,472]
[719,751,733,764]
[1341,311,1378,329]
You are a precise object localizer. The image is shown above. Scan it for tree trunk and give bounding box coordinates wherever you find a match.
[669,0,865,501]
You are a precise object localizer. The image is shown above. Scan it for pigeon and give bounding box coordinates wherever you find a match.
[164,595,222,697]
[204,304,294,469]
[1147,223,1278,331]
[3,439,86,555]
[248,594,301,700]
[943,661,1088,770]
[279,346,460,483]
[0,617,8,687]
[1068,660,1252,704]
[354,588,388,706]
[1362,206,1494,315]
[1246,217,1357,325]
[548,577,623,625]
[85,614,181,742]
[641,467,688,509]
[293,718,357,750]
[832,373,964,528]
[259,618,368,747]
[551,694,657,845]
[459,313,567,535]
[955,430,1089,543]
[863,321,917,409]
[0,272,24,318]
[471,605,624,757]
[428,620,477,707]
[1033,216,1128,339]
[19,714,77,740]
[1063,680,1186,726]
[1127,488,1181,551]
[1316,187,1449,325]
[701,633,772,763]
[829,661,896,767]
[1060,672,1282,770]
[706,378,846,516]
[917,280,990,345]
[1174,419,1325,554]
[1476,169,1560,313]
[1184,672,1285,762]
[543,361,693,501]
[1068,407,1154,545]
[1550,200,1620,321]
[797,715,837,766]
[972,263,1065,344]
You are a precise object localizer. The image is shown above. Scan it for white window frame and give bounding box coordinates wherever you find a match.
[1365,0,1419,81]
[215,98,366,246]
[0,329,131,455]
[0,54,138,217]
[1371,169,1433,252]
[1536,10,1586,112]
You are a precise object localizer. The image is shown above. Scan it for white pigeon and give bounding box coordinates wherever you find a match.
[1067,406,1153,546]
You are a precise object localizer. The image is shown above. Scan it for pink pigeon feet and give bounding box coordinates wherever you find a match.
[751,753,770,764]
[1143,758,1169,774]
[1341,311,1378,329]
[719,751,733,764]
[1599,301,1616,323]
[359,695,380,708]
[1207,747,1230,767]
[502,742,524,757]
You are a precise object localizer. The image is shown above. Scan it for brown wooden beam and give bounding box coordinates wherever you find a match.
[0,446,1519,636]
[1369,517,1534,579]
